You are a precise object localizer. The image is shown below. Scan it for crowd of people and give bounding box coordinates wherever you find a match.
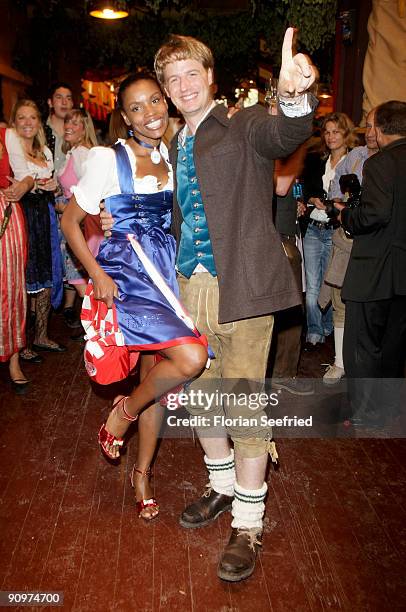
[0,83,102,390]
[1,27,405,585]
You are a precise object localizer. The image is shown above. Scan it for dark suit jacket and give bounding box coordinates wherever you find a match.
[169,102,315,324]
[341,137,406,302]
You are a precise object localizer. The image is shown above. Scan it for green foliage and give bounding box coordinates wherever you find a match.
[14,0,337,99]
[275,0,337,52]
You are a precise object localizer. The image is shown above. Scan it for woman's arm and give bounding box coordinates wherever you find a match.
[61,196,118,307]
[1,175,34,201]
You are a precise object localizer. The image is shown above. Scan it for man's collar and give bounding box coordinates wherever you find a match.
[178,102,230,147]
[380,136,406,151]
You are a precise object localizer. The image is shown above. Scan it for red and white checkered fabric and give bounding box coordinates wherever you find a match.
[81,285,139,385]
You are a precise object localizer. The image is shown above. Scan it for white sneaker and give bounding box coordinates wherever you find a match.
[322,364,345,385]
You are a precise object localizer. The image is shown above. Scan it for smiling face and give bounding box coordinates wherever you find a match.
[48,87,73,120]
[163,59,213,123]
[365,110,378,151]
[120,79,168,144]
[324,121,346,152]
[64,113,85,146]
[14,105,41,141]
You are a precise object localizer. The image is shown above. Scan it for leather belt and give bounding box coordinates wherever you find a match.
[308,219,334,229]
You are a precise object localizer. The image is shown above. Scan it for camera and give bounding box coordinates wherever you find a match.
[339,173,361,209]
[322,198,340,219]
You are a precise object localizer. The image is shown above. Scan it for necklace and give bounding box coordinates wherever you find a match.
[132,134,161,165]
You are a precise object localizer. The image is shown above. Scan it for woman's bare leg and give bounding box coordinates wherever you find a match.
[103,342,207,457]
[132,354,165,519]
[9,352,28,382]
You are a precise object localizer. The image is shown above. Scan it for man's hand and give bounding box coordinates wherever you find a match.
[99,201,114,237]
[92,268,119,309]
[333,201,346,223]
[278,27,316,99]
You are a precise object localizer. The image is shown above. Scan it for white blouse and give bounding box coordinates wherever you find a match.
[58,145,90,182]
[310,153,346,223]
[6,128,54,185]
[72,139,173,215]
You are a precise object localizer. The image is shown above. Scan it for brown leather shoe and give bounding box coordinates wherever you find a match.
[179,485,233,529]
[217,527,262,582]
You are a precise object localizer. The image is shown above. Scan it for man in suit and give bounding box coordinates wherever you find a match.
[336,100,406,426]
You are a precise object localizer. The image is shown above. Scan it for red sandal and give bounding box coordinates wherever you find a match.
[98,396,138,461]
[130,466,159,520]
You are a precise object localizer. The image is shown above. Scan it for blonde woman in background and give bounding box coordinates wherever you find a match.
[56,109,101,307]
[7,99,65,354]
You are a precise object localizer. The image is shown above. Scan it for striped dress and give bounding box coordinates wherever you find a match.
[0,128,27,361]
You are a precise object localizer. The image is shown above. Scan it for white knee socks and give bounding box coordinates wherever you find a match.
[204,450,235,497]
[231,481,267,530]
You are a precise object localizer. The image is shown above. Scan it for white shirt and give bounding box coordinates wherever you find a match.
[6,128,53,185]
[72,140,173,215]
[310,153,346,222]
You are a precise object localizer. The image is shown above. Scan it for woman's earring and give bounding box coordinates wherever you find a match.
[128,129,134,137]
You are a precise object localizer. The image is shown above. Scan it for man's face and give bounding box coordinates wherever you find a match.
[48,87,73,119]
[365,110,378,150]
[163,59,213,121]
[374,124,388,149]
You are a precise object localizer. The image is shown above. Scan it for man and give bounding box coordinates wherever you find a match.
[101,28,316,581]
[45,82,74,174]
[153,29,316,581]
[319,108,379,385]
[336,101,406,425]
[45,82,80,330]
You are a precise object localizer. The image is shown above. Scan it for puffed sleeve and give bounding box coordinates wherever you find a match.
[72,145,91,180]
[71,146,115,214]
[5,128,31,180]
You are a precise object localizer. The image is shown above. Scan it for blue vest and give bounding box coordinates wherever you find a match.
[176,134,217,277]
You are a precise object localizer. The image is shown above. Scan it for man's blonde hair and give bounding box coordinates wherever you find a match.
[154,35,214,86]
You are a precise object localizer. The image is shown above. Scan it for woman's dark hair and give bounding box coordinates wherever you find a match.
[116,72,161,109]
[110,72,163,142]
[375,101,406,136]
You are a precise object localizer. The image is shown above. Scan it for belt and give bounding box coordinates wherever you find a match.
[308,219,334,230]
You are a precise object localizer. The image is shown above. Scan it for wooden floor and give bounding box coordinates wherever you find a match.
[0,314,405,612]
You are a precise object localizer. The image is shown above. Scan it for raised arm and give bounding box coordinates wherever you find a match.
[278,27,316,101]
[248,29,317,160]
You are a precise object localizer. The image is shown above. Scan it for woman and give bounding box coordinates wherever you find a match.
[7,99,64,353]
[302,112,357,350]
[57,108,100,302]
[0,127,33,392]
[62,74,208,520]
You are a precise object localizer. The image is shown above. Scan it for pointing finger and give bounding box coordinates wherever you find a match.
[281,27,295,66]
